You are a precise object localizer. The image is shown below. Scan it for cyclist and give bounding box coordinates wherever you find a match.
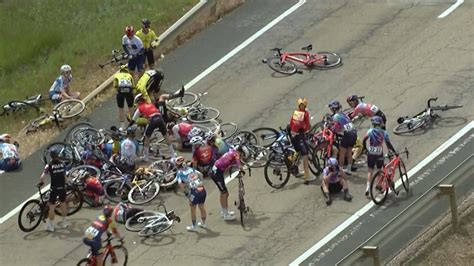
[39,149,69,231]
[363,116,397,196]
[168,122,195,150]
[175,156,207,232]
[346,95,387,130]
[112,202,143,224]
[210,145,246,221]
[328,100,358,175]
[113,65,135,130]
[119,126,139,171]
[0,134,21,172]
[83,205,123,266]
[136,18,160,69]
[122,26,145,80]
[205,130,230,158]
[134,69,164,104]
[289,98,313,184]
[128,93,175,161]
[321,157,353,206]
[49,64,80,104]
[190,136,217,178]
[82,172,104,207]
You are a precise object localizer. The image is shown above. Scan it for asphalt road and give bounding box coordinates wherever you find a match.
[1,0,473,265]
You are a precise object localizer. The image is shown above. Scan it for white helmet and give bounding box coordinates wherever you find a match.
[187,127,203,140]
[190,136,204,146]
[134,93,145,104]
[60,65,72,73]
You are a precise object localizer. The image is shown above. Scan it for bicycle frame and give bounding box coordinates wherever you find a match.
[312,120,336,158]
[279,52,327,66]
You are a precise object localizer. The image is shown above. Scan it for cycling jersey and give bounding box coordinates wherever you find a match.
[323,166,341,184]
[120,138,139,163]
[214,149,240,171]
[193,145,214,166]
[132,102,161,121]
[122,35,144,56]
[351,102,380,118]
[289,109,310,133]
[331,112,356,134]
[84,215,118,241]
[85,176,104,195]
[135,70,163,100]
[43,160,66,189]
[113,203,129,224]
[136,29,159,49]
[113,72,134,94]
[363,128,395,155]
[49,75,71,94]
[0,143,20,171]
[178,123,193,138]
[214,137,230,156]
[176,166,204,190]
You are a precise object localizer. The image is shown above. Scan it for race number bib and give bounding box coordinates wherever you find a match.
[343,122,355,131]
[368,146,383,155]
[84,226,100,239]
[292,111,305,122]
[370,105,379,114]
[118,79,132,93]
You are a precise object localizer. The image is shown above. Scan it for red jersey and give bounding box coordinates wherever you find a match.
[138,103,160,118]
[178,123,193,138]
[289,109,310,133]
[193,145,213,165]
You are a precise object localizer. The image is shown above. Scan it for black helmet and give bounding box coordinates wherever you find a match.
[50,149,60,159]
[127,126,137,136]
[141,18,151,27]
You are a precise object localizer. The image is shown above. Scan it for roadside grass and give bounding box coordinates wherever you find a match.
[0,0,197,135]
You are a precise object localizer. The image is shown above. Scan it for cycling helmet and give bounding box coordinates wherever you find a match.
[175,156,185,166]
[141,18,151,27]
[0,133,11,142]
[190,136,204,146]
[60,65,72,74]
[126,126,137,136]
[148,69,164,79]
[327,157,338,166]
[134,93,145,104]
[346,95,358,103]
[328,100,341,110]
[81,150,93,161]
[49,149,60,159]
[232,144,249,158]
[204,131,216,141]
[125,26,134,37]
[103,205,114,218]
[297,98,308,108]
[187,127,203,140]
[371,116,383,126]
[119,64,128,72]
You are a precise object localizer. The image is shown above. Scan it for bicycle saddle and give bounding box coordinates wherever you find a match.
[26,94,42,101]
[301,44,312,51]
[270,48,282,52]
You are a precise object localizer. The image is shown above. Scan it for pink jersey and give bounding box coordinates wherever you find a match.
[178,123,193,138]
[214,150,240,171]
[352,102,380,118]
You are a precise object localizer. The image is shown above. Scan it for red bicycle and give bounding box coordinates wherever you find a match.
[77,233,128,266]
[262,44,342,75]
[310,115,338,172]
[370,148,409,205]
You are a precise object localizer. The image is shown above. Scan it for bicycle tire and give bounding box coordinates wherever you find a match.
[238,179,245,226]
[68,165,102,183]
[266,56,298,75]
[43,142,77,169]
[308,146,322,176]
[166,92,198,108]
[54,99,85,119]
[149,142,171,160]
[55,186,84,216]
[128,181,160,205]
[229,130,258,146]
[104,245,128,265]
[186,107,220,123]
[104,180,132,203]
[392,119,426,134]
[18,199,43,232]
[432,105,463,111]
[70,127,105,146]
[138,219,173,237]
[150,161,178,188]
[312,141,335,171]
[19,115,49,135]
[311,52,342,69]
[216,122,238,140]
[125,211,159,232]
[64,122,94,143]
[76,258,92,266]
[7,100,40,114]
[252,127,278,147]
[309,122,323,135]
[370,171,389,205]
[398,159,409,193]
[264,152,290,189]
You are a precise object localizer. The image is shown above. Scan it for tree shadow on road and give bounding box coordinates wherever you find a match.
[434,117,467,128]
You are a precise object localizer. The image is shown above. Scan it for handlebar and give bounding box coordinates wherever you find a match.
[386,147,409,159]
[427,97,438,108]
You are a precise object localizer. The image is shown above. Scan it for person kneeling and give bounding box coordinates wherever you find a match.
[321,158,353,206]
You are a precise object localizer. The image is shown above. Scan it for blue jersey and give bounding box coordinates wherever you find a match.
[331,112,355,134]
[214,138,230,156]
[176,166,204,190]
[365,128,390,155]
[49,75,71,93]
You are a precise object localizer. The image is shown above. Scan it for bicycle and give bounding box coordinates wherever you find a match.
[99,49,129,68]
[234,168,251,227]
[310,115,339,172]
[77,232,128,266]
[19,99,86,135]
[228,130,268,168]
[127,168,161,205]
[393,97,463,135]
[124,202,180,237]
[262,44,342,75]
[18,183,84,232]
[370,148,409,205]
[0,94,46,117]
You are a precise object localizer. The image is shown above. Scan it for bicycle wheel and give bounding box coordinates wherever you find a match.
[43,142,77,169]
[308,146,322,175]
[128,181,161,205]
[149,142,172,160]
[125,211,159,232]
[238,179,246,226]
[54,99,85,119]
[18,199,43,232]
[311,52,342,69]
[104,180,132,203]
[18,115,49,135]
[76,258,92,266]
[392,118,426,134]
[138,218,173,237]
[68,165,102,183]
[150,161,177,188]
[186,107,220,123]
[70,127,105,146]
[7,101,40,115]
[266,56,297,75]
[55,186,84,216]
[398,159,409,193]
[166,92,198,108]
[64,122,93,143]
[264,153,290,189]
[216,122,238,140]
[370,171,389,205]
[309,122,323,135]
[432,105,463,111]
[229,130,258,145]
[104,245,128,266]
[252,127,278,147]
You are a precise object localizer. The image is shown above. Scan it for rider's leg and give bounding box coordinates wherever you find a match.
[321,178,332,205]
[198,203,207,226]
[189,203,197,228]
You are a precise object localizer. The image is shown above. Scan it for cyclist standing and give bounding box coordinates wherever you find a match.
[346,95,387,129]
[113,65,135,131]
[39,149,69,231]
[190,136,217,178]
[321,158,353,206]
[122,26,145,80]
[48,65,80,103]
[289,98,313,184]
[363,116,397,196]
[82,205,123,266]
[175,156,208,232]
[136,18,160,69]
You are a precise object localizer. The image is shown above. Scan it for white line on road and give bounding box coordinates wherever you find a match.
[289,120,474,265]
[438,0,464,18]
[0,0,307,225]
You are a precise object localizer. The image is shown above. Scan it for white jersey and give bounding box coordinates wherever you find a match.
[120,139,138,163]
[0,143,19,160]
[122,35,144,55]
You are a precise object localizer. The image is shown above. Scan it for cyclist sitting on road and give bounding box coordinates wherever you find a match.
[363,116,397,197]
[289,98,314,185]
[0,134,21,172]
[168,122,195,150]
[328,100,358,175]
[114,65,135,131]
[48,64,80,104]
[190,136,217,178]
[128,93,175,161]
[210,145,246,221]
[123,25,145,80]
[321,157,353,206]
[82,172,104,207]
[346,95,387,130]
[136,18,160,69]
[39,149,69,231]
[205,130,230,159]
[111,126,140,172]
[175,156,208,232]
[83,205,123,266]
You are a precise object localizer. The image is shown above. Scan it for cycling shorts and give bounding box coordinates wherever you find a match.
[155,102,170,123]
[145,115,166,137]
[128,54,145,72]
[210,167,227,193]
[144,49,155,66]
[116,92,134,108]
[340,130,357,149]
[0,157,21,171]
[49,91,62,104]
[291,132,308,156]
[82,237,102,256]
[189,188,206,205]
[367,154,384,169]
[328,181,343,194]
[49,187,66,204]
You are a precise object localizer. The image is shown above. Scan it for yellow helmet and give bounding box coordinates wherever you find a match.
[297,98,308,108]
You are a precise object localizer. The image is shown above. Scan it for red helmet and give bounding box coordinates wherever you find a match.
[125,26,134,37]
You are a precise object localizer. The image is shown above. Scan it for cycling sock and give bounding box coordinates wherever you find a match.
[222,208,228,215]
[201,217,206,224]
[366,182,370,191]
[192,220,196,226]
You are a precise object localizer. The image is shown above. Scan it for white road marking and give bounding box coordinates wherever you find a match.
[438,0,464,18]
[289,120,474,265]
[0,0,306,224]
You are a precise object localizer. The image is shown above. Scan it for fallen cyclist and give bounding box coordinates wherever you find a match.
[321,157,353,206]
[0,134,21,172]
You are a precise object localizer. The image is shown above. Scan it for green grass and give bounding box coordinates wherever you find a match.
[0,0,197,133]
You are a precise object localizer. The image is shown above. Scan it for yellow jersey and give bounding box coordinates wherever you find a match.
[135,73,152,104]
[113,72,134,93]
[136,29,159,49]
